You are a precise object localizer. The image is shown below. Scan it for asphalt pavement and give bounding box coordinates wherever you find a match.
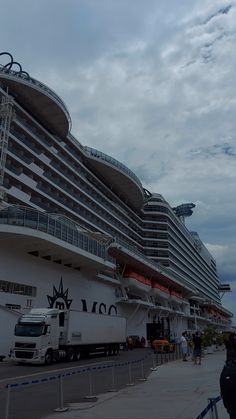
[43,348,229,419]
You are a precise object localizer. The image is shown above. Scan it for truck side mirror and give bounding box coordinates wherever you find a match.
[44,325,50,335]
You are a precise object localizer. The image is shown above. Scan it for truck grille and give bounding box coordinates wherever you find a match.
[15,342,36,349]
[15,351,34,359]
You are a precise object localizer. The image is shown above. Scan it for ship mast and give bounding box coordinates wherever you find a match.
[0,91,14,202]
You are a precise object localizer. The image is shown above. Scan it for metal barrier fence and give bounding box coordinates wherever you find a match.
[195,396,222,419]
[0,346,182,419]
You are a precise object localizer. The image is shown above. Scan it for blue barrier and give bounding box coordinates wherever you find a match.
[1,350,153,390]
[1,348,180,419]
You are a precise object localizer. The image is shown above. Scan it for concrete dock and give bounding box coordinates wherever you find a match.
[44,349,229,419]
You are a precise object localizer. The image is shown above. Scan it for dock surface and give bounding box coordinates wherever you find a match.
[44,349,228,419]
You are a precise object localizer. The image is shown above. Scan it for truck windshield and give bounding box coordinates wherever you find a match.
[15,323,44,337]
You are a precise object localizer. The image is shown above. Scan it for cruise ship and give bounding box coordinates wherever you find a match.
[0,52,232,345]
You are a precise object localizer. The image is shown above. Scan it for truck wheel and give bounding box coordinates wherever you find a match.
[53,351,60,363]
[114,344,119,355]
[73,350,81,361]
[45,350,53,365]
[66,349,74,362]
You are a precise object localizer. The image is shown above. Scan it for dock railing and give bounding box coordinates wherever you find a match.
[195,396,222,419]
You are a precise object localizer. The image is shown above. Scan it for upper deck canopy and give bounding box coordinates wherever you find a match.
[84,147,144,210]
[0,52,71,137]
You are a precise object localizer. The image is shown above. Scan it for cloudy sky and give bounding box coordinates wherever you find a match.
[1,0,235,320]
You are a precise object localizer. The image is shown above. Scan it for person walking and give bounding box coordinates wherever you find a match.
[220,332,236,419]
[127,335,134,350]
[192,331,202,365]
[180,331,188,361]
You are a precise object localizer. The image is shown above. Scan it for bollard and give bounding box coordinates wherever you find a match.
[54,375,68,412]
[150,352,158,371]
[160,352,163,364]
[139,360,147,381]
[84,367,96,400]
[109,364,117,392]
[126,363,134,386]
[5,384,10,419]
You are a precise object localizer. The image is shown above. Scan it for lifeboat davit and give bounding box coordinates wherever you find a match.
[123,270,151,293]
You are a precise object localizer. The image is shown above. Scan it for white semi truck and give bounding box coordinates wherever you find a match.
[10,308,127,364]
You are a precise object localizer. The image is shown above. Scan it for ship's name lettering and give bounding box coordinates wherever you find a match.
[81,299,117,315]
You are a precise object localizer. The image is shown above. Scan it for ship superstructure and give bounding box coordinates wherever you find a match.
[0,52,232,341]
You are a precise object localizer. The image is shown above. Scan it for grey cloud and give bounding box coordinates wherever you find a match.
[189,143,236,158]
[202,4,232,25]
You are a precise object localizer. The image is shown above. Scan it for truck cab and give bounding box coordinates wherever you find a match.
[11,308,64,364]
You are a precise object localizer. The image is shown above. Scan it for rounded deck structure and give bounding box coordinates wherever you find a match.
[0,60,71,137]
[84,147,144,209]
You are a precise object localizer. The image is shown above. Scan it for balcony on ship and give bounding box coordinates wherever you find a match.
[0,205,115,270]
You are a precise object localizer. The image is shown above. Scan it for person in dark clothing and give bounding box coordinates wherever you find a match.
[127,336,133,350]
[220,332,236,419]
[192,332,202,365]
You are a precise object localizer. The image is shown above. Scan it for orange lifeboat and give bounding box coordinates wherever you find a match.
[151,281,170,299]
[170,290,183,303]
[123,270,151,293]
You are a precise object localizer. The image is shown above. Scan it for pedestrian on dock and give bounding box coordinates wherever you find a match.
[127,336,134,350]
[220,332,236,419]
[192,331,202,365]
[180,331,188,361]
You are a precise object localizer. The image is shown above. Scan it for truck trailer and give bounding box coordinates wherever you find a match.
[0,306,21,360]
[10,308,127,364]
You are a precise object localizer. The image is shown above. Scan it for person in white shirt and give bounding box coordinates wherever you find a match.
[180,331,188,361]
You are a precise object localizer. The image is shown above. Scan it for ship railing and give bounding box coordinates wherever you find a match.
[84,146,143,190]
[195,396,221,419]
[0,65,71,128]
[0,205,114,263]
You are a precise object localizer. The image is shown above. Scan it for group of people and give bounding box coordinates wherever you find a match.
[125,335,146,350]
[180,331,202,364]
[179,329,236,419]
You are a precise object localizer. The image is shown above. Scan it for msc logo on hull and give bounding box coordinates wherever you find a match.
[47,277,117,315]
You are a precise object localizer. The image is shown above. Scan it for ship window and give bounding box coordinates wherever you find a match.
[26,299,33,307]
[0,280,36,297]
[59,312,65,327]
[5,303,21,310]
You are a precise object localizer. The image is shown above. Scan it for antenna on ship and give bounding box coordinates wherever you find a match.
[172,203,196,224]
[218,283,231,300]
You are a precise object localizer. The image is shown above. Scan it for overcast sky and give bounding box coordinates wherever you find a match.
[1,0,235,321]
